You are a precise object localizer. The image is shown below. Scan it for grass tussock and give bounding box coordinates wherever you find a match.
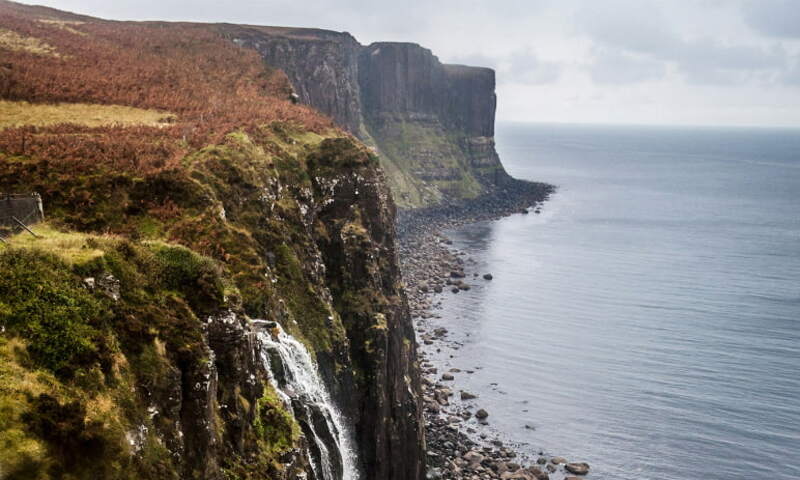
[1,223,106,265]
[36,19,87,37]
[0,27,59,56]
[0,100,176,130]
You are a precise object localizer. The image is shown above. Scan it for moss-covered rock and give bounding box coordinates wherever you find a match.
[0,228,305,479]
[1,121,423,480]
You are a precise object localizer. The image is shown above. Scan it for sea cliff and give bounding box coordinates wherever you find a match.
[221,26,514,208]
[0,1,550,479]
[0,2,422,478]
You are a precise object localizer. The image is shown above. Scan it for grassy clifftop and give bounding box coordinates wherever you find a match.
[0,2,423,479]
[0,228,256,478]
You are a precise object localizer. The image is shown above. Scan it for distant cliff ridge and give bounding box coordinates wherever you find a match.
[223,26,512,208]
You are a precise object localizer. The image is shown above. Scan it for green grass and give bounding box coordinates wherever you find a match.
[0,247,105,375]
[0,123,396,477]
[0,337,53,479]
[1,224,106,265]
[367,115,484,207]
[253,383,300,457]
[0,225,253,478]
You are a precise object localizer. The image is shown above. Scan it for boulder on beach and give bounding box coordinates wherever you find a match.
[499,472,530,480]
[460,391,477,400]
[483,273,493,280]
[441,373,454,381]
[525,466,549,480]
[475,408,489,419]
[462,450,484,467]
[564,462,590,475]
[451,287,460,294]
[550,457,567,465]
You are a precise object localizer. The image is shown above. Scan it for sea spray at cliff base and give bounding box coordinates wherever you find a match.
[256,322,361,480]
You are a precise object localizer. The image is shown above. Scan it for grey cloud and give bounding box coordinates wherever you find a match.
[783,57,800,85]
[587,48,667,84]
[743,0,800,38]
[678,40,787,85]
[506,49,563,85]
[576,0,792,85]
[576,1,678,55]
[448,49,562,85]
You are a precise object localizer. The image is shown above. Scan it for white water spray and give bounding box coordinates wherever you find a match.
[256,322,360,480]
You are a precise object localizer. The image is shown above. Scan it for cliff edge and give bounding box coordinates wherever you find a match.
[0,2,422,479]
[222,26,513,208]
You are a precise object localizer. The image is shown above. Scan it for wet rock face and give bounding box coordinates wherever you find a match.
[131,136,425,480]
[309,139,425,480]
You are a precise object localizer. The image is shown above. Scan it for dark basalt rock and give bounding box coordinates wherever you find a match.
[223,26,517,208]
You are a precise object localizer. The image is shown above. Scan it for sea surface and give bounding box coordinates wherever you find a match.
[426,123,800,480]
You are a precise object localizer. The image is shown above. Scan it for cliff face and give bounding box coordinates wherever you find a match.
[0,128,424,480]
[0,3,424,479]
[224,26,365,136]
[359,45,495,137]
[221,29,512,208]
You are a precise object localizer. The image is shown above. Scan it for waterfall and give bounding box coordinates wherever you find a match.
[255,321,360,480]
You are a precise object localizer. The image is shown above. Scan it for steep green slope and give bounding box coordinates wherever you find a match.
[0,2,424,478]
[0,125,424,479]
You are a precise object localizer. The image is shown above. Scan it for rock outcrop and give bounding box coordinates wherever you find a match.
[219,27,513,208]
[0,2,425,475]
[0,128,425,480]
[225,25,365,136]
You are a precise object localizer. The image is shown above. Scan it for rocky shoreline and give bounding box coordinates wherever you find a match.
[397,180,593,480]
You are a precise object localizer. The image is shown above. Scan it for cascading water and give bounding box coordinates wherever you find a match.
[255,321,360,480]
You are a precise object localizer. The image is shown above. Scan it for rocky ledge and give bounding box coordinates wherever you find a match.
[397,182,593,480]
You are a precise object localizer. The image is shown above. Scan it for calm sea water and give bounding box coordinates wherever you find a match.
[426,123,800,480]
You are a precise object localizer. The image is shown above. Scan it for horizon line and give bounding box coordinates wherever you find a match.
[497,119,800,130]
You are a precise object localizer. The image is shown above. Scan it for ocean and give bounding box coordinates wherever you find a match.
[424,123,800,479]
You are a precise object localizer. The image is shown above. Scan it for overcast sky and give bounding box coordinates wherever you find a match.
[24,0,800,127]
